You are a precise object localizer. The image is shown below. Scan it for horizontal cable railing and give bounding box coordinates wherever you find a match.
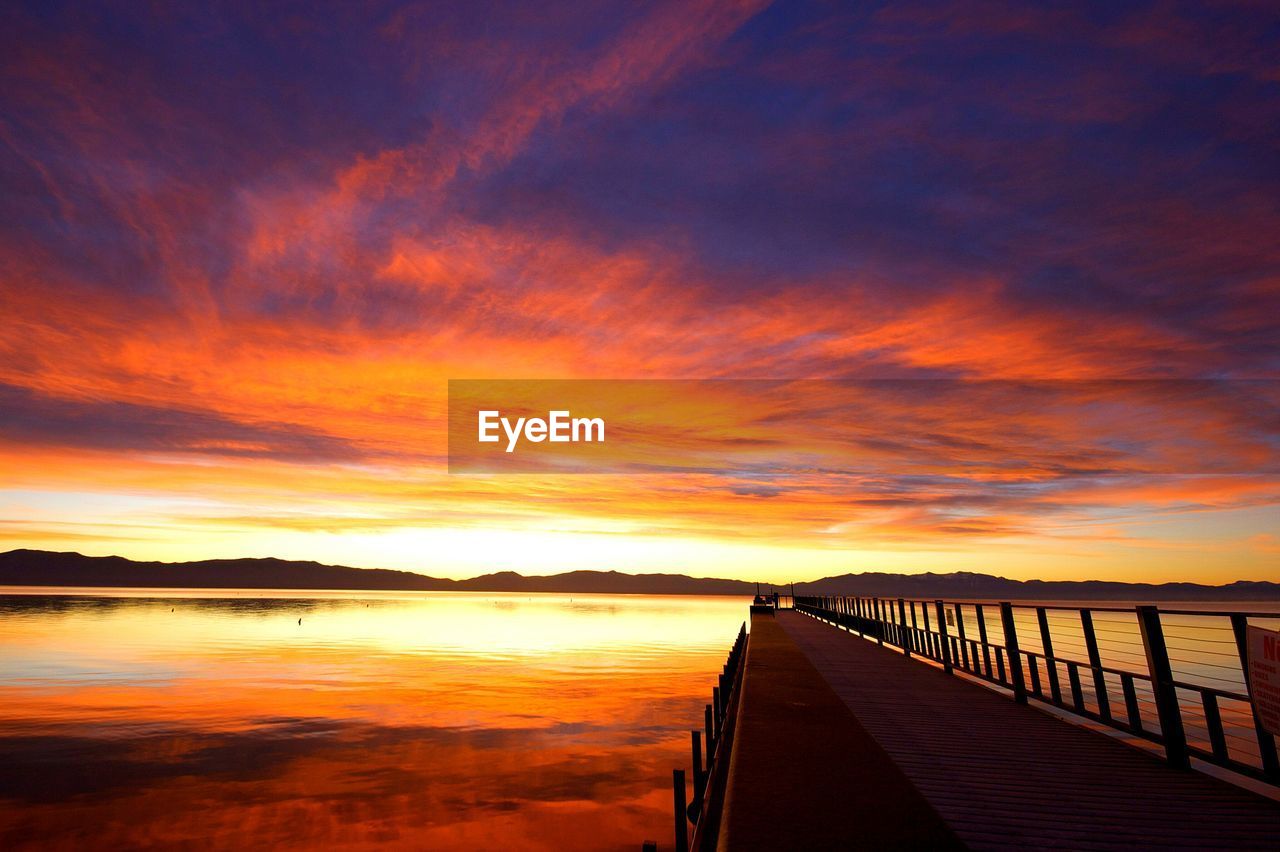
[792,595,1280,788]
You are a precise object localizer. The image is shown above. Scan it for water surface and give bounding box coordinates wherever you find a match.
[0,589,748,850]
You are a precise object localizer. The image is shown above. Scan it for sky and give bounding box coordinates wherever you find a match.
[1,1,1278,583]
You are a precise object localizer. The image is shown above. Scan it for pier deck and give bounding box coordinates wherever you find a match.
[738,610,1280,849]
[717,612,959,850]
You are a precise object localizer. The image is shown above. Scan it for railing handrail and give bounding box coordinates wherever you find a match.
[800,595,1280,619]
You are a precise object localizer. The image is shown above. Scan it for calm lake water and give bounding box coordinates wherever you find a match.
[0,589,749,850]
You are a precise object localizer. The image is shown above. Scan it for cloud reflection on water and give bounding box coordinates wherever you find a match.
[0,590,747,849]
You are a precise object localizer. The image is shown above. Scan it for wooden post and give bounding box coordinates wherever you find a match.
[1037,607,1062,704]
[1080,609,1110,720]
[1067,662,1084,711]
[999,602,1027,704]
[935,600,953,674]
[898,598,911,657]
[691,730,704,797]
[954,603,970,671]
[673,769,689,852]
[976,603,992,677]
[1136,605,1188,769]
[1230,613,1280,780]
[926,596,936,654]
[1202,693,1228,762]
[1121,673,1142,731]
[705,703,714,761]
[906,601,917,654]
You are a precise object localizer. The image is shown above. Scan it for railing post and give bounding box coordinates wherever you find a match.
[1231,613,1280,780]
[975,603,992,677]
[921,602,935,659]
[954,603,969,671]
[1202,693,1228,762]
[1121,673,1142,731]
[1036,607,1062,704]
[999,602,1027,704]
[935,600,953,674]
[704,703,714,761]
[1136,605,1189,769]
[909,601,920,654]
[898,598,911,657]
[1080,609,1110,720]
[673,769,689,852]
[691,730,704,798]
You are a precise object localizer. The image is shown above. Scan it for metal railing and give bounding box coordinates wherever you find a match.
[664,622,747,852]
[793,595,1280,788]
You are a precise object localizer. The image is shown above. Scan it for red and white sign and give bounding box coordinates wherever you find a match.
[1246,625,1280,736]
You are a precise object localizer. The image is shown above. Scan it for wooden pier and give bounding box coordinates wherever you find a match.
[716,612,959,849]
[703,608,1280,850]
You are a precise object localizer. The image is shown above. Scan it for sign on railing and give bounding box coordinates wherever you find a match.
[1247,625,1280,736]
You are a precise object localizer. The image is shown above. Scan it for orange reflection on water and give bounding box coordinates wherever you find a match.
[0,590,748,849]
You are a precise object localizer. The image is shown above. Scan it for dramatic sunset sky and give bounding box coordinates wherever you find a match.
[2,1,1277,582]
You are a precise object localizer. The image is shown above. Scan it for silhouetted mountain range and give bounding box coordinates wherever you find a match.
[1,549,1278,600]
[0,550,753,595]
[792,571,1280,601]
